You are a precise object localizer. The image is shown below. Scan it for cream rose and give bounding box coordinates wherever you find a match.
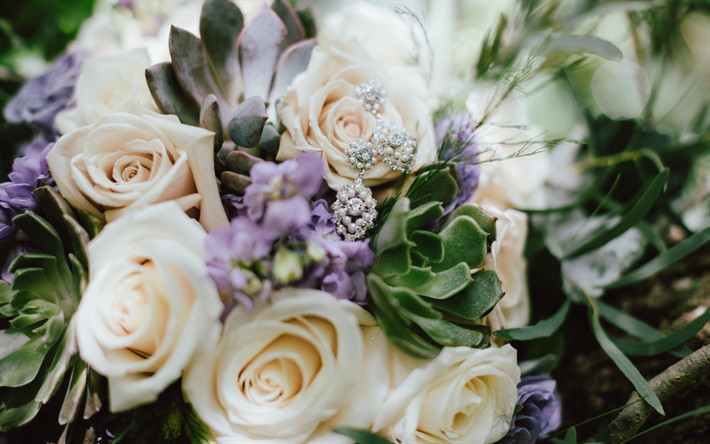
[277,33,436,191]
[183,289,390,443]
[55,48,158,134]
[47,111,228,231]
[75,202,224,412]
[481,206,530,331]
[374,344,520,444]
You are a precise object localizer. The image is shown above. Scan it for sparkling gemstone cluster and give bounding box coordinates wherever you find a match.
[372,120,416,173]
[331,179,378,241]
[355,81,386,115]
[332,80,418,241]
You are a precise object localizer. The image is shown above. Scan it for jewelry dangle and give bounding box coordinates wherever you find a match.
[331,175,378,241]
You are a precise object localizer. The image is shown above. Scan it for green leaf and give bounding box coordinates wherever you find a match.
[590,312,664,415]
[0,396,41,432]
[32,187,91,266]
[368,274,439,358]
[169,25,221,107]
[374,198,411,254]
[495,299,570,341]
[611,305,710,356]
[13,212,65,267]
[145,62,200,126]
[332,427,394,444]
[411,262,472,300]
[406,314,487,348]
[199,0,243,101]
[405,201,443,236]
[387,266,435,289]
[0,281,11,305]
[563,169,670,259]
[433,216,488,272]
[409,231,444,266]
[563,426,577,444]
[406,167,458,209]
[0,316,63,387]
[442,203,497,242]
[546,35,623,61]
[9,300,60,330]
[10,268,56,305]
[386,284,440,320]
[9,253,61,290]
[373,244,413,278]
[596,300,691,358]
[0,330,30,361]
[430,270,504,320]
[605,226,710,289]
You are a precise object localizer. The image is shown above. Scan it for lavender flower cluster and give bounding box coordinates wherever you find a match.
[206,152,374,310]
[435,114,480,213]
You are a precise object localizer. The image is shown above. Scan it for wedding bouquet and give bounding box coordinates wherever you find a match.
[1,0,708,443]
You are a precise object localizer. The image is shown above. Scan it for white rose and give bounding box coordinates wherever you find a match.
[481,206,530,331]
[47,111,228,231]
[183,289,390,443]
[56,48,158,134]
[75,202,224,412]
[374,344,520,444]
[277,33,436,191]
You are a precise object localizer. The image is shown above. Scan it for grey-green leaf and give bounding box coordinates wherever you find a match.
[200,0,244,103]
[591,312,664,415]
[146,62,200,126]
[200,94,224,151]
[169,26,221,108]
[228,96,268,148]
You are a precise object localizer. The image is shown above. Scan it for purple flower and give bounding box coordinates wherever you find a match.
[0,136,54,249]
[296,200,374,303]
[205,217,275,309]
[495,375,562,444]
[4,51,86,136]
[435,114,480,212]
[244,152,323,221]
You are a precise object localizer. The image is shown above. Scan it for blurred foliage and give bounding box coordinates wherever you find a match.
[0,0,97,179]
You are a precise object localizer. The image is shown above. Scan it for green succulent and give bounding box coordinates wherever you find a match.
[367,167,504,358]
[0,187,103,432]
[145,0,316,195]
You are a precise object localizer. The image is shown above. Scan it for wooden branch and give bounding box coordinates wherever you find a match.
[608,344,710,443]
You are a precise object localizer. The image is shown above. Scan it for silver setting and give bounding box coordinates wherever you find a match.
[346,139,377,172]
[332,79,419,241]
[355,81,386,115]
[331,178,378,241]
[372,121,417,173]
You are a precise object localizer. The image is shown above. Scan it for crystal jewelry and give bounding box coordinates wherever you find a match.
[332,80,418,241]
